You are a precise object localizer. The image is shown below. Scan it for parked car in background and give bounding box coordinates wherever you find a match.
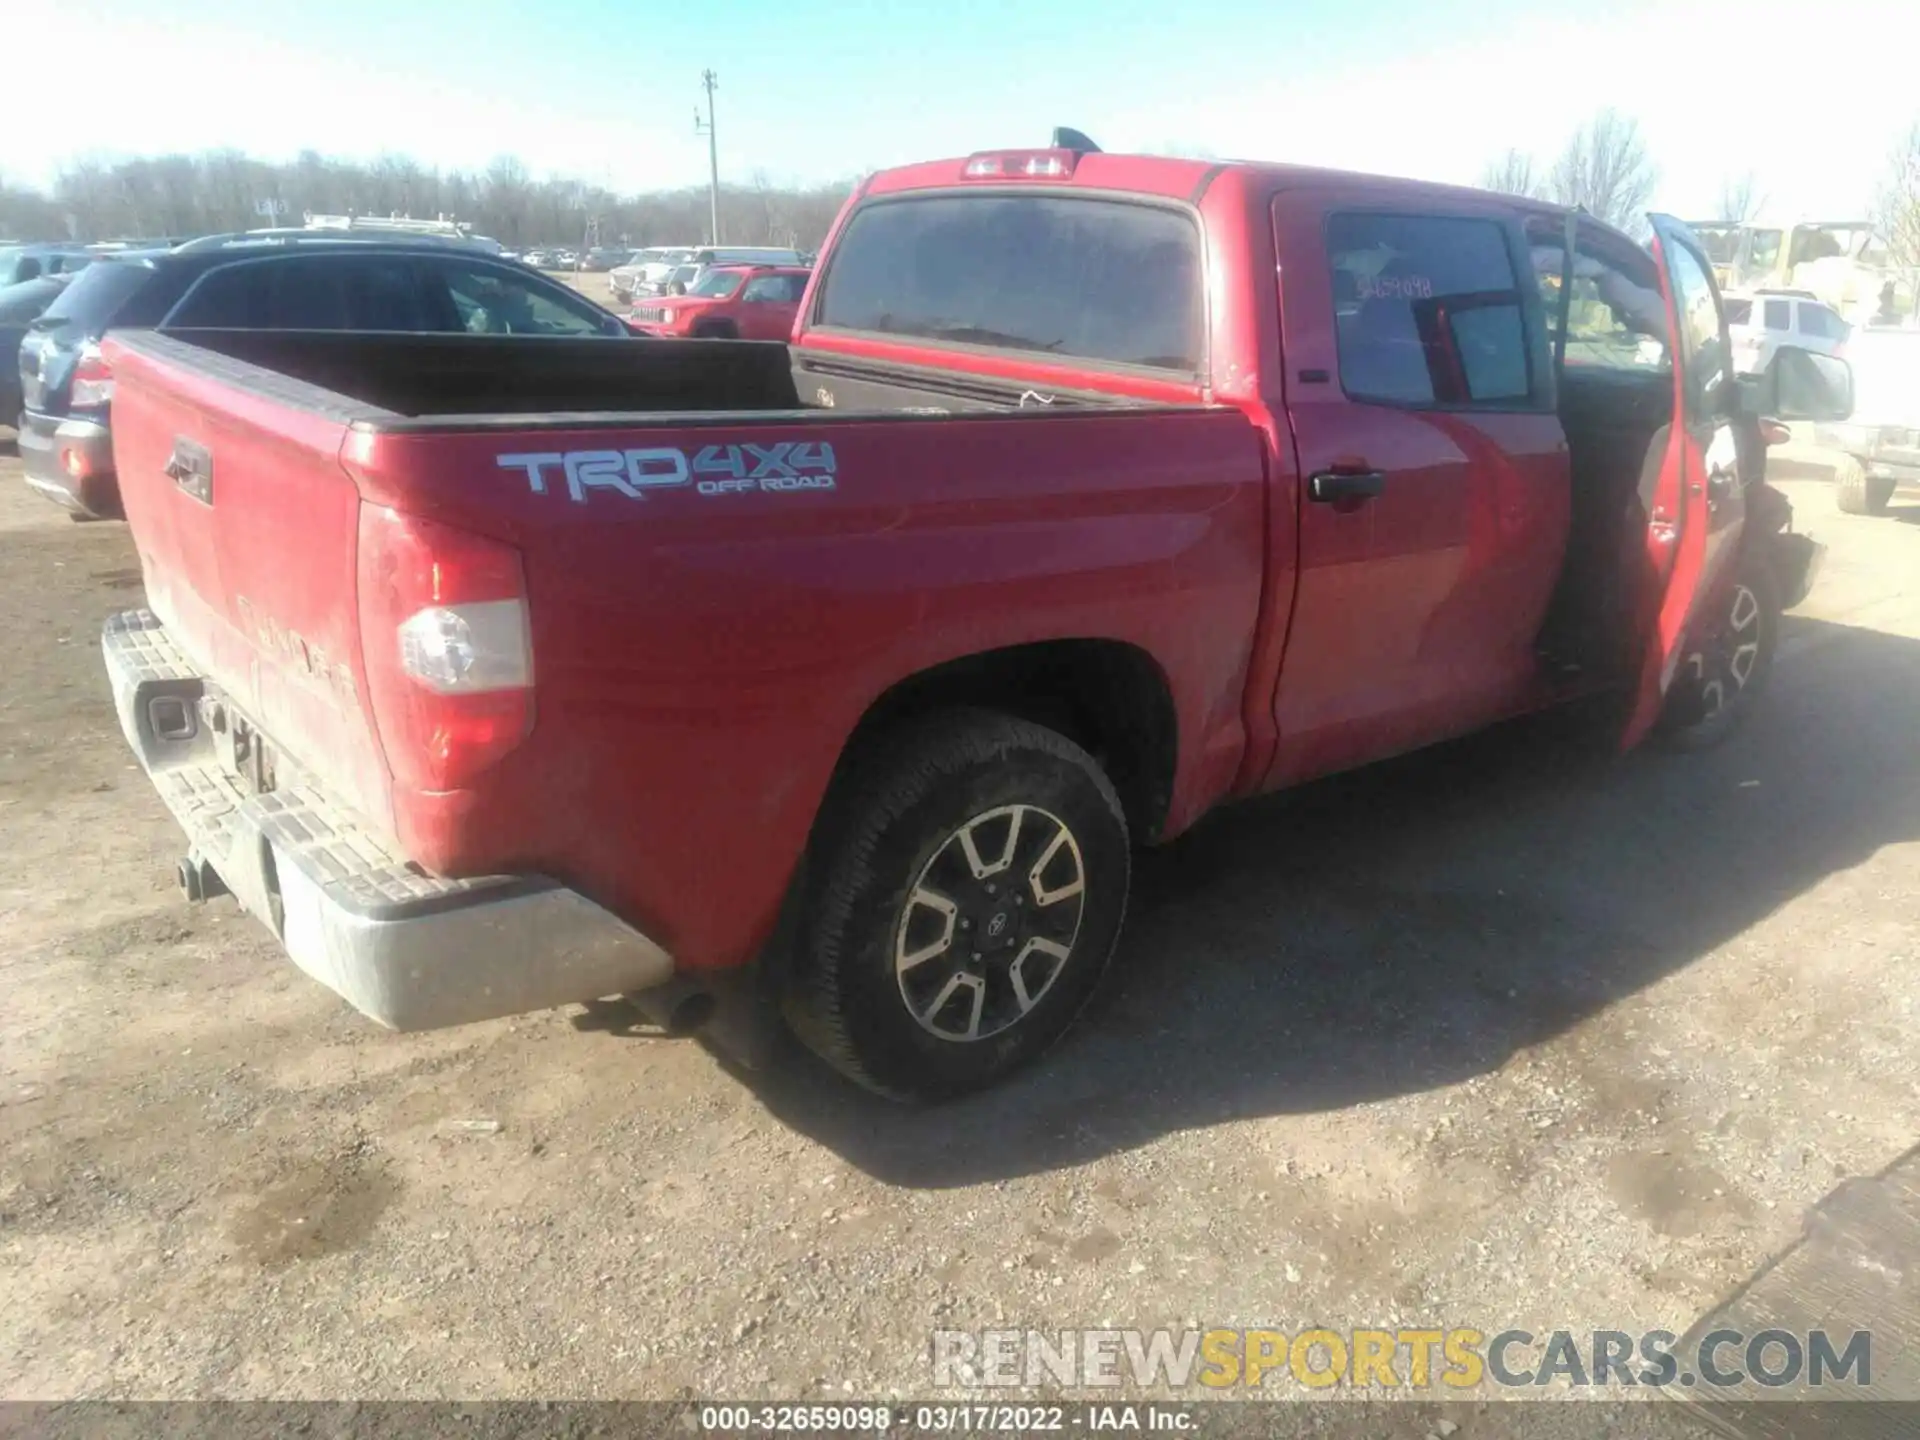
[1809,324,1920,515]
[17,234,634,519]
[628,264,810,338]
[1728,289,1851,376]
[0,244,95,286]
[650,247,807,298]
[97,138,1851,1100]
[0,274,75,421]
[583,247,633,272]
[610,247,694,302]
[656,263,702,295]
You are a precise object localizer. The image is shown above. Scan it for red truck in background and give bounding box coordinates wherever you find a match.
[99,133,1852,1101]
[627,264,811,340]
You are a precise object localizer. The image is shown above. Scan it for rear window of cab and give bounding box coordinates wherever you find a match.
[813,194,1203,374]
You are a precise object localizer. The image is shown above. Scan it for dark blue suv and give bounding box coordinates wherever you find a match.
[17,234,634,518]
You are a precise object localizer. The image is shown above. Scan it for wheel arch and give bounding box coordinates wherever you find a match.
[830,638,1179,847]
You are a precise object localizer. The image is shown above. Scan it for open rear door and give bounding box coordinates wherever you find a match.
[1619,214,1747,749]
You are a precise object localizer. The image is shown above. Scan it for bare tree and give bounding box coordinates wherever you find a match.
[1875,122,1920,277]
[0,170,65,240]
[1716,172,1764,224]
[1480,149,1543,199]
[1548,111,1658,233]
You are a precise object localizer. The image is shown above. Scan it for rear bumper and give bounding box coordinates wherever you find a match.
[19,411,120,518]
[102,608,676,1031]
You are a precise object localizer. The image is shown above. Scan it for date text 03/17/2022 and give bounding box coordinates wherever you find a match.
[697,1403,1195,1433]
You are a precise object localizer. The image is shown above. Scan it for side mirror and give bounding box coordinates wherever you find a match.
[1750,346,1854,423]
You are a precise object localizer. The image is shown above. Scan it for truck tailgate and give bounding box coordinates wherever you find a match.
[106,336,396,837]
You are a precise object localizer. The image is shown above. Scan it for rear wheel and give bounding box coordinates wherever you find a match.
[1834,455,1896,516]
[786,711,1130,1102]
[1654,550,1779,751]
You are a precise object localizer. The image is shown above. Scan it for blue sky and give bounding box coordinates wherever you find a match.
[11,0,1914,220]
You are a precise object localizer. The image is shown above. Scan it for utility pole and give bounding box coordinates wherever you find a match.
[694,69,720,245]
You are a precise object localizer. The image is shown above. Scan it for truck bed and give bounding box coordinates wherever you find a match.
[102,327,1268,980]
[148,329,1153,424]
[151,329,814,420]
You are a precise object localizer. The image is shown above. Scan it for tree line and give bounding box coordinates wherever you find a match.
[1482,107,1920,283]
[11,120,1920,280]
[0,151,857,250]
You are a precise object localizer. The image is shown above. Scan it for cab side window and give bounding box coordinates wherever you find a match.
[1327,212,1532,407]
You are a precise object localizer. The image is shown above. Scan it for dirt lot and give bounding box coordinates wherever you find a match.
[3,441,1919,1413]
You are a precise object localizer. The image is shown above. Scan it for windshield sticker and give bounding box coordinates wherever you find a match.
[1357,274,1433,300]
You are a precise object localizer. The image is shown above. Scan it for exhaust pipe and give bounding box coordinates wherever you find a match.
[626,977,716,1036]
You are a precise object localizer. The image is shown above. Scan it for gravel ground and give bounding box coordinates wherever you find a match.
[2,439,1918,1428]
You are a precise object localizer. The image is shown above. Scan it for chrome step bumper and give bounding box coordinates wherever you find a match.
[101,608,675,1030]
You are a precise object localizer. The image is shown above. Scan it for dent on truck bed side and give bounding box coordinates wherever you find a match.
[344,404,1269,973]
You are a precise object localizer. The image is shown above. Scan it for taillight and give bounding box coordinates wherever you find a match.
[70,340,113,408]
[357,505,534,792]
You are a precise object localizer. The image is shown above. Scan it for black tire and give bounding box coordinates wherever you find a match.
[786,710,1130,1102]
[1835,455,1895,516]
[1653,548,1779,751]
[691,320,738,340]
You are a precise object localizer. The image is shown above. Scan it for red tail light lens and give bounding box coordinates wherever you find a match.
[71,340,114,408]
[357,505,534,792]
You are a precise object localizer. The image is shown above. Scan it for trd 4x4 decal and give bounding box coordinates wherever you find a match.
[497,442,837,502]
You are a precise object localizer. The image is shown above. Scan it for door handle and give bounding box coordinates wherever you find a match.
[1308,469,1386,503]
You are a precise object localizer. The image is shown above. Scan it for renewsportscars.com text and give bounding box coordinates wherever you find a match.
[931,1327,1872,1392]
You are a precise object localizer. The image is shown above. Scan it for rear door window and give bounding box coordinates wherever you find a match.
[1798,304,1849,342]
[37,259,157,334]
[1328,212,1532,405]
[1762,298,1792,331]
[814,194,1204,373]
[168,256,436,330]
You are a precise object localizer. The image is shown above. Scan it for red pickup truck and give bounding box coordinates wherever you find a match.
[100,137,1851,1100]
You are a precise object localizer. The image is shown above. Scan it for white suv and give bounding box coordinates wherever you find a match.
[1727,289,1851,376]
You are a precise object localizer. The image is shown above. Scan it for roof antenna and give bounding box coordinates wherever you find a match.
[1051,127,1101,155]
